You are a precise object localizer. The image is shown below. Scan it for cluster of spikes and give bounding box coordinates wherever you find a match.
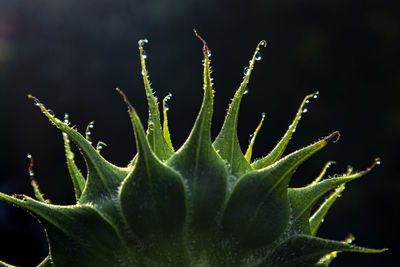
[0,31,386,267]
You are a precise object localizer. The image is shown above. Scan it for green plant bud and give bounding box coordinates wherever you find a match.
[0,31,386,266]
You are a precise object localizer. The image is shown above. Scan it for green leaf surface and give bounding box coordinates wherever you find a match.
[214,41,266,176]
[119,103,186,239]
[221,136,328,249]
[260,234,386,267]
[252,92,319,169]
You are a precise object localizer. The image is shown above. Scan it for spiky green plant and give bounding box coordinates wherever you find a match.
[0,31,386,267]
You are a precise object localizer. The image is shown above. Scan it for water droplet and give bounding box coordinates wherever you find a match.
[244,67,249,75]
[248,134,253,143]
[303,108,308,113]
[27,153,34,177]
[47,109,55,116]
[376,160,381,165]
[98,145,103,150]
[87,131,91,136]
[89,124,94,128]
[139,39,148,46]
[255,52,262,61]
[321,219,324,223]
[260,40,266,46]
[292,128,296,133]
[63,113,69,123]
[305,99,310,104]
[313,94,318,99]
[243,89,249,94]
[165,107,169,111]
[142,50,147,59]
[208,50,212,57]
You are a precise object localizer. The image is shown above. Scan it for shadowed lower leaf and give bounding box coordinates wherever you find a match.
[259,234,386,267]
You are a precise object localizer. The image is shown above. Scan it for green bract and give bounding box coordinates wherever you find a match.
[0,32,386,267]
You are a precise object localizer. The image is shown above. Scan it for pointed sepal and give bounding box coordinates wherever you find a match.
[214,40,266,176]
[138,40,174,161]
[310,185,345,237]
[245,112,265,162]
[252,92,319,169]
[162,93,174,150]
[62,123,85,200]
[27,95,128,207]
[221,134,332,248]
[166,31,228,233]
[25,154,48,203]
[314,234,354,266]
[308,158,381,236]
[117,89,186,239]
[287,159,377,235]
[37,256,53,267]
[261,234,386,267]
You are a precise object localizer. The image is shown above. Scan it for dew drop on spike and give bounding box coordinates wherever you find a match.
[64,113,69,124]
[255,52,262,61]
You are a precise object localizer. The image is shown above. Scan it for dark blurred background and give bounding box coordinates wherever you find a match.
[0,0,398,266]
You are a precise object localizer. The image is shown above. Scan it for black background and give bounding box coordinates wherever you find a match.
[0,0,398,266]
